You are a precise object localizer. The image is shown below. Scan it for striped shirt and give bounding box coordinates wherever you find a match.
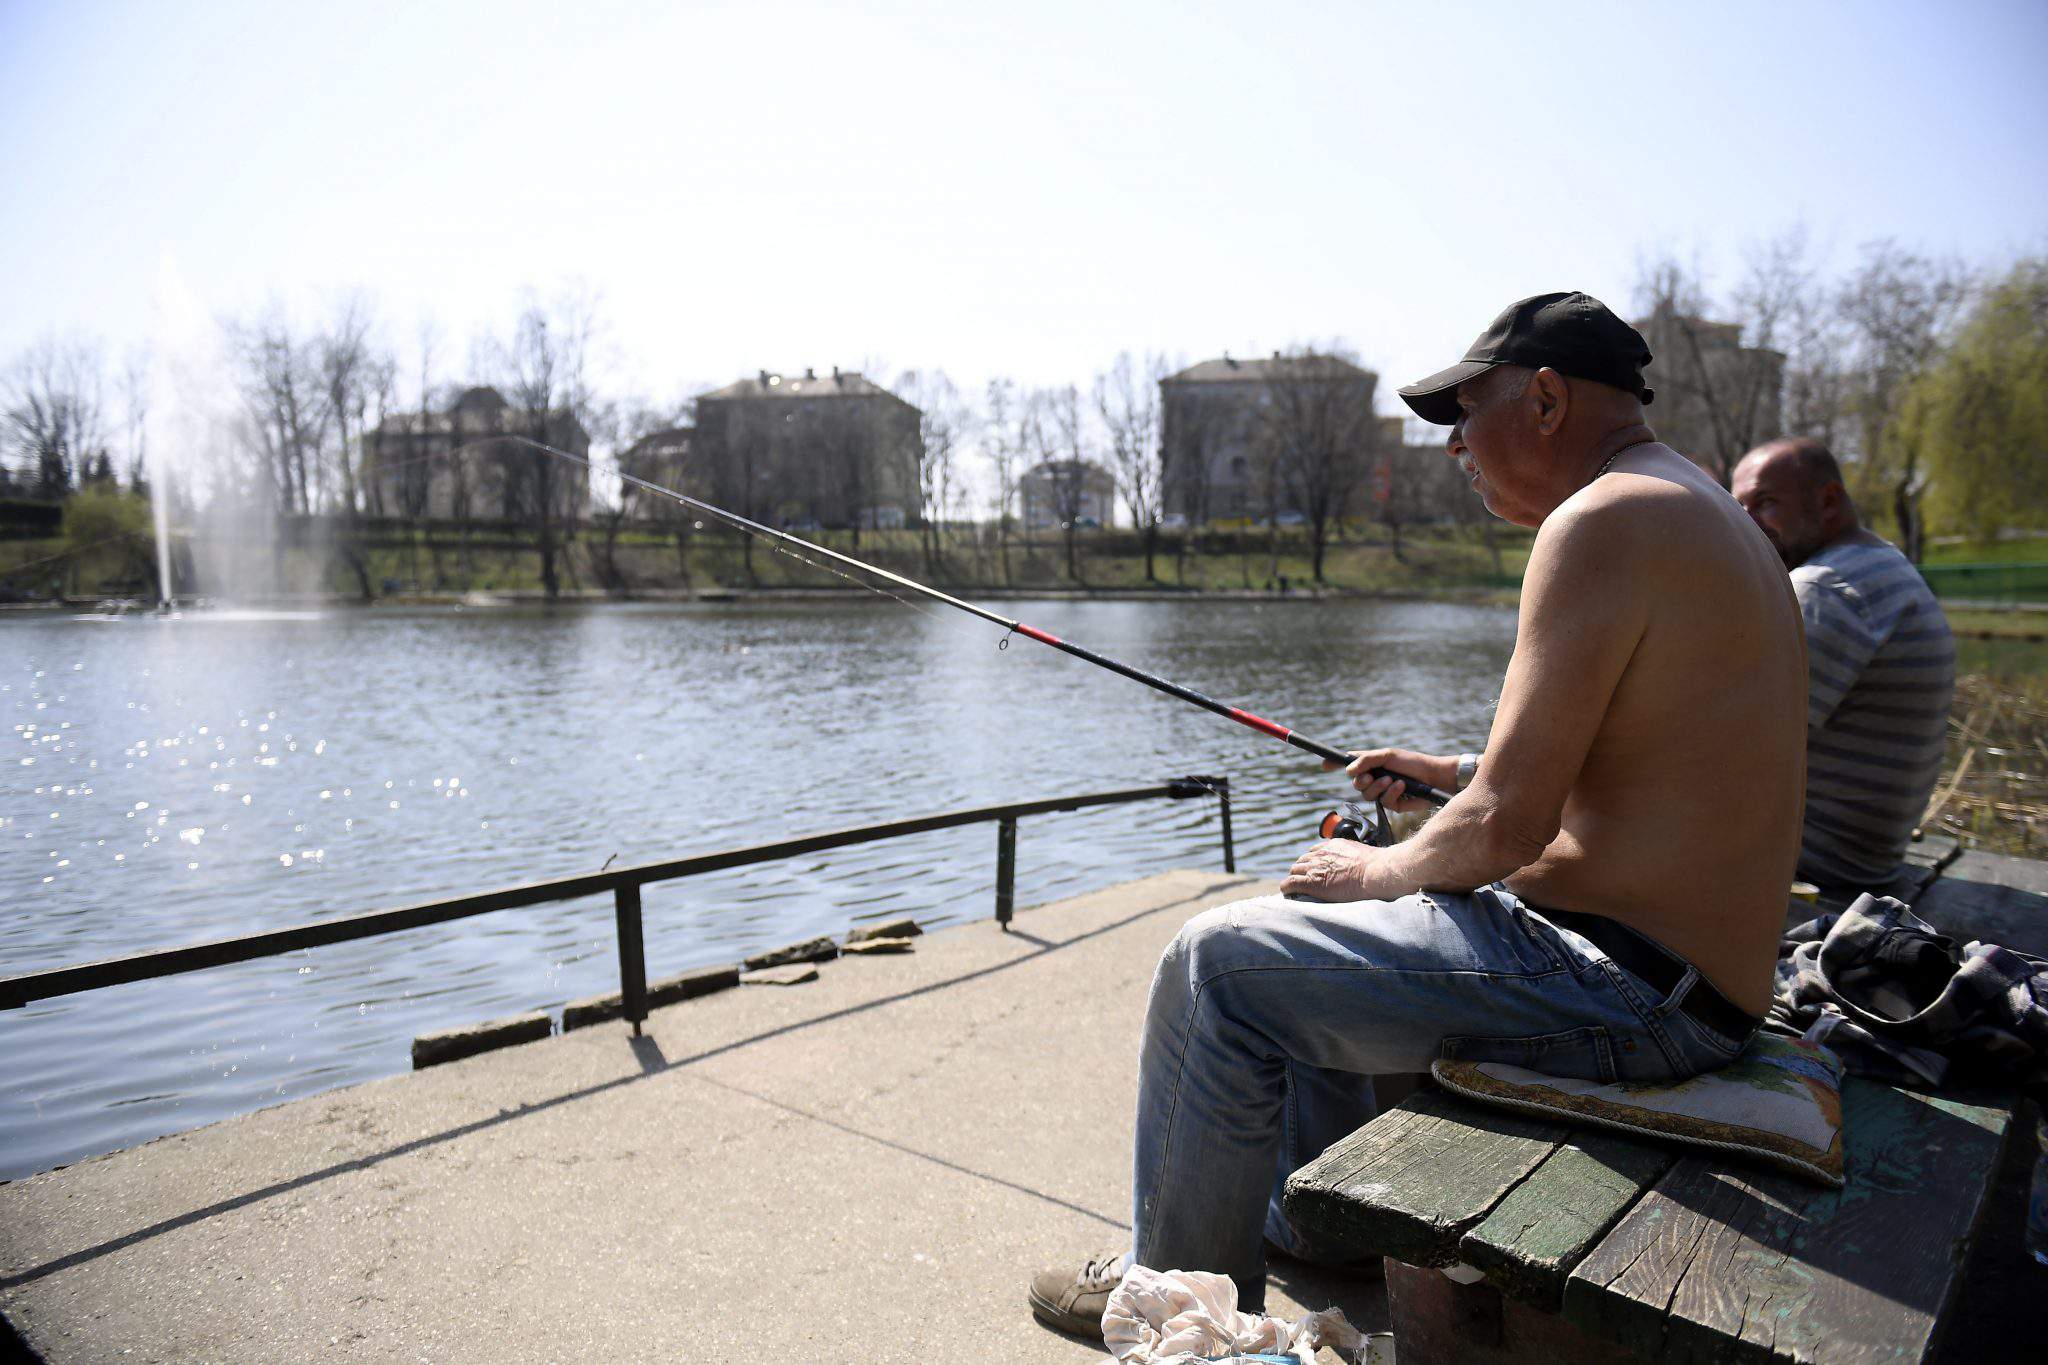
[1792,532,1955,888]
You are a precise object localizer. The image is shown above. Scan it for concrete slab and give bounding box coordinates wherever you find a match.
[0,870,1389,1363]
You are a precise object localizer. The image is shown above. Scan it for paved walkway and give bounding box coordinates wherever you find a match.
[1,870,1388,1363]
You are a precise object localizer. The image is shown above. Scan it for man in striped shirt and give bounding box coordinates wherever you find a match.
[1732,438,1956,893]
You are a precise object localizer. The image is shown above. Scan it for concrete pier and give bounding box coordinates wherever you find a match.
[0,870,1387,1362]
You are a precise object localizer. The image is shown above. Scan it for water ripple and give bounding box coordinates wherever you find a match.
[0,598,1513,1177]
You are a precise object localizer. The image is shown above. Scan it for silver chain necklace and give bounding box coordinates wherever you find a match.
[1592,438,1655,483]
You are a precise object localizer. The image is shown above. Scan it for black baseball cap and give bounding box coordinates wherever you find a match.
[1398,291,1654,425]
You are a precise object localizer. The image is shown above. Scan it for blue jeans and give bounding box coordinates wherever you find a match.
[1128,885,1753,1305]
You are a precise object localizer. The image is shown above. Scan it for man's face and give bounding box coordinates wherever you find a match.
[1731,456,1826,568]
[1446,369,1540,526]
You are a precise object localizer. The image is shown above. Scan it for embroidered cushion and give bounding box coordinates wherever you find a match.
[1431,1032,1846,1187]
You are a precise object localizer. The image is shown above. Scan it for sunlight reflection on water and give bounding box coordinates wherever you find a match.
[0,597,1514,1177]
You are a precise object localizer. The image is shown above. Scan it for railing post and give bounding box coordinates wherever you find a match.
[1215,777,1236,874]
[995,817,1017,930]
[615,882,648,1036]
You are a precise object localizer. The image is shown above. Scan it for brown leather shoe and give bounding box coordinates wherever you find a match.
[1027,1253,1126,1340]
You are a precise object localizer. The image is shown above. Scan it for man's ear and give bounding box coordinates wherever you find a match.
[1531,367,1569,435]
[1818,479,1848,526]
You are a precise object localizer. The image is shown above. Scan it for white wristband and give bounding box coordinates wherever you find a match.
[1455,753,1480,792]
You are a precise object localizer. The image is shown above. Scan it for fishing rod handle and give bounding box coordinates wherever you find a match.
[1286,732,1453,808]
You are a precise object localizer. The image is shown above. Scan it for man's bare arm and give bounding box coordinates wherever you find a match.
[1283,490,1652,901]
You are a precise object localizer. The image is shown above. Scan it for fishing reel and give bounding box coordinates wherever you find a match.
[1317,798,1395,849]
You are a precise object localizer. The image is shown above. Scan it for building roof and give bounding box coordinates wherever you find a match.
[1164,354,1374,385]
[451,385,509,411]
[1022,458,1115,483]
[369,387,588,442]
[623,426,693,460]
[697,369,908,404]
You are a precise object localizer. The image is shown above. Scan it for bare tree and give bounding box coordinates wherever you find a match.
[119,346,149,495]
[1835,242,1971,561]
[816,392,887,549]
[591,396,688,593]
[1160,379,1221,586]
[230,308,331,516]
[894,369,966,575]
[1096,352,1164,582]
[1258,347,1374,583]
[1368,418,1414,562]
[983,378,1024,586]
[1735,229,1849,450]
[320,298,383,599]
[619,397,697,588]
[721,398,775,582]
[1634,253,1790,484]
[1042,385,1095,584]
[499,291,597,599]
[4,336,108,500]
[318,297,379,510]
[582,397,630,593]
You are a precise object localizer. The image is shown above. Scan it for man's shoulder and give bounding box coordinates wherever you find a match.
[1798,532,1915,583]
[1545,453,1755,573]
[1794,534,1931,606]
[1528,458,1779,643]
[1549,453,1709,535]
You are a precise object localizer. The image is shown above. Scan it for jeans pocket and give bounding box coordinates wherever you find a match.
[1507,908,1572,974]
[1440,1025,1618,1084]
[1663,1006,1753,1068]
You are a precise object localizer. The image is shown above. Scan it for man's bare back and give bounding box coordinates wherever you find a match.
[1501,444,1805,1013]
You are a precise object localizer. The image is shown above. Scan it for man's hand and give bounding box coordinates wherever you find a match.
[1282,839,1403,902]
[1323,747,1458,814]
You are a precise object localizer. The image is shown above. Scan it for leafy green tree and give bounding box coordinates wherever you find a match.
[1911,260,2048,543]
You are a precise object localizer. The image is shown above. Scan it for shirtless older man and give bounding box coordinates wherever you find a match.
[1029,292,1808,1339]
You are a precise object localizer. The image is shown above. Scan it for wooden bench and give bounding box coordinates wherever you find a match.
[1281,844,2048,1363]
[1284,1078,2019,1363]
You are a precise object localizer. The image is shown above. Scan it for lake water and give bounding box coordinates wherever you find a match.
[0,597,1516,1179]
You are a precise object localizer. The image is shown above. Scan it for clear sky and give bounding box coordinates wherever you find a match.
[3,0,2044,419]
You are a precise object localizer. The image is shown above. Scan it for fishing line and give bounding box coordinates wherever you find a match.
[503,434,1452,807]
[436,434,983,643]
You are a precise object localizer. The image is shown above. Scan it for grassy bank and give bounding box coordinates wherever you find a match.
[1943,608,2048,641]
[3,519,1534,602]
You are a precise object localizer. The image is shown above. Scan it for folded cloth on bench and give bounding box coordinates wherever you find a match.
[1772,892,2048,1092]
[1431,1033,1846,1186]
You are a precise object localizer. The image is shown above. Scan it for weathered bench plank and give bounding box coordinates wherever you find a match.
[1562,1079,2015,1365]
[1457,1131,1676,1309]
[1284,1088,1570,1267]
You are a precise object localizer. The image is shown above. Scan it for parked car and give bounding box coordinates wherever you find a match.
[1157,513,1189,530]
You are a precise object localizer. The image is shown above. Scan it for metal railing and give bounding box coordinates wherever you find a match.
[1,776,1235,1034]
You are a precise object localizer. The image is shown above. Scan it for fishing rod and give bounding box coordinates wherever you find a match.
[506,435,1452,809]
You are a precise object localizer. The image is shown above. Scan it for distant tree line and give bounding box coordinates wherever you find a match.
[5,241,2043,602]
[1632,235,2046,561]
